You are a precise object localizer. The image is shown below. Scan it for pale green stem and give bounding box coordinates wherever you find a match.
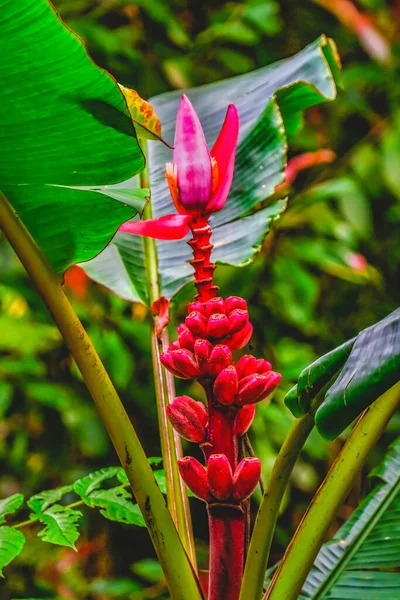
[140,140,196,569]
[264,381,400,600]
[0,190,202,600]
[240,413,314,600]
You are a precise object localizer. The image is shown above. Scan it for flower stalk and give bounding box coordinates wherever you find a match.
[208,505,246,600]
[124,95,282,600]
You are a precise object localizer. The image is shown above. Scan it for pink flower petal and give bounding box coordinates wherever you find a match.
[119,214,191,240]
[207,104,239,213]
[173,94,212,212]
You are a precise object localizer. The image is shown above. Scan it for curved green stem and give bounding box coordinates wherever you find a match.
[240,413,314,600]
[140,141,196,569]
[0,190,202,600]
[264,381,400,600]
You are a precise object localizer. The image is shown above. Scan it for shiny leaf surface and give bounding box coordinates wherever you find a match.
[0,0,145,274]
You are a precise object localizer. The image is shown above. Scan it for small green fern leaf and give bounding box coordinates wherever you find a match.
[33,504,82,550]
[0,526,25,576]
[84,487,145,526]
[27,485,73,514]
[73,467,121,499]
[0,494,24,524]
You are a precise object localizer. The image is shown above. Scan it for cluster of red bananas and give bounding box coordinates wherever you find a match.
[160,295,281,506]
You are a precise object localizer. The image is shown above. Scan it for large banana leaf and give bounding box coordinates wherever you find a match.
[83,36,342,304]
[300,437,400,599]
[285,308,400,440]
[0,0,145,274]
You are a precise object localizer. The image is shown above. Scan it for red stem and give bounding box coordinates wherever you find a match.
[208,505,245,600]
[188,216,218,302]
[203,394,238,470]
[188,216,245,599]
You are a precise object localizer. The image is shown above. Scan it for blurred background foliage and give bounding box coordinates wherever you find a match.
[1,0,400,598]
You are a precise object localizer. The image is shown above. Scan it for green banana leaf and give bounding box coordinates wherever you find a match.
[300,437,400,599]
[284,339,355,418]
[285,308,400,440]
[83,36,342,304]
[0,0,145,274]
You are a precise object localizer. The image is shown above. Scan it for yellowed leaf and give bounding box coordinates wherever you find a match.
[119,84,170,145]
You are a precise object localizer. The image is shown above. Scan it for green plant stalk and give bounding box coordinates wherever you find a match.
[240,413,314,600]
[240,379,338,600]
[264,381,400,600]
[0,190,202,600]
[140,141,196,569]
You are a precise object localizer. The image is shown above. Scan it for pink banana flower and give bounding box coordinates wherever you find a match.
[119,94,239,240]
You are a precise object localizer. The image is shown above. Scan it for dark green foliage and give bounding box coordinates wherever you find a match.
[316,309,400,438]
[0,0,145,274]
[285,309,400,439]
[300,439,400,598]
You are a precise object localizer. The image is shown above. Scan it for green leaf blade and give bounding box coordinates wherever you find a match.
[285,309,400,440]
[301,439,400,599]
[0,494,24,525]
[0,0,144,273]
[27,485,73,514]
[34,504,82,550]
[73,467,121,499]
[316,309,400,439]
[86,488,145,527]
[73,467,145,527]
[0,527,26,576]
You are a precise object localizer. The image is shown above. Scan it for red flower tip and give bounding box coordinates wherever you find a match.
[207,454,234,500]
[194,339,212,371]
[214,366,239,405]
[208,345,232,378]
[236,355,272,379]
[177,324,196,351]
[227,308,249,334]
[204,297,226,317]
[166,396,208,443]
[238,371,281,405]
[185,311,207,337]
[235,404,256,436]
[235,355,256,380]
[168,341,180,351]
[225,296,248,314]
[160,348,200,379]
[188,300,205,314]
[226,322,253,350]
[255,358,272,374]
[178,456,212,502]
[207,313,231,339]
[232,457,261,502]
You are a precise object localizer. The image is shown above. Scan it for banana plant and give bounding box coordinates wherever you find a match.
[0,1,399,599]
